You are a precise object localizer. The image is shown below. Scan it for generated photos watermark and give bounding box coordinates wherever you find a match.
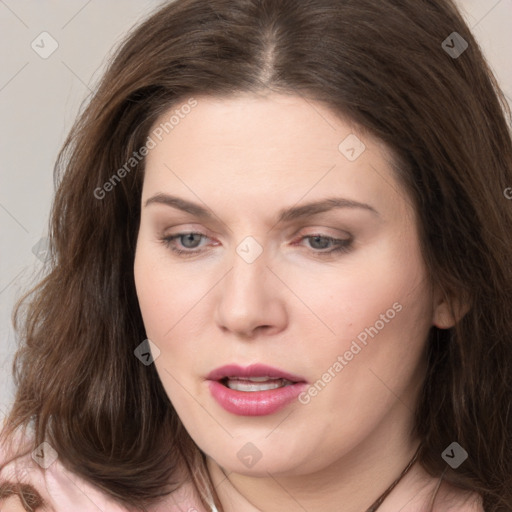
[134,339,161,366]
[237,442,263,468]
[31,441,59,469]
[441,32,468,59]
[298,301,403,404]
[442,441,468,469]
[94,97,198,200]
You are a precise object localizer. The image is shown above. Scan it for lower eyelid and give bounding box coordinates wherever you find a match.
[299,236,352,251]
[295,233,351,244]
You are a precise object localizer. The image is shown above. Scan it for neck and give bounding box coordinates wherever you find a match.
[206,403,425,512]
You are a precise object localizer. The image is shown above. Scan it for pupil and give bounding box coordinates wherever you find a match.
[310,236,329,249]
[182,233,201,248]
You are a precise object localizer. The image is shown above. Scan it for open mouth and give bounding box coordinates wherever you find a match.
[220,376,294,392]
[207,364,308,416]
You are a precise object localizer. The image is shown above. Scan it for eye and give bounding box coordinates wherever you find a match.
[159,232,353,258]
[160,232,211,257]
[296,234,353,255]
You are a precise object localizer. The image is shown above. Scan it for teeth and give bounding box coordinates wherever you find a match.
[243,376,279,382]
[225,378,292,392]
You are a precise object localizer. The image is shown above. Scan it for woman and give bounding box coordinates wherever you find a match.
[1,0,511,510]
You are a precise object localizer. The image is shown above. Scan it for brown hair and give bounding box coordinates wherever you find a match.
[1,0,511,510]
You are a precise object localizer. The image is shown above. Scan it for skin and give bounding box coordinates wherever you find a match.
[0,496,25,512]
[133,92,473,512]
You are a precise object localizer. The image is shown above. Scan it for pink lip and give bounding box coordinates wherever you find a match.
[207,364,306,383]
[206,364,308,416]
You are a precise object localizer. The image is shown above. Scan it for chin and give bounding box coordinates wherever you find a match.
[203,437,327,477]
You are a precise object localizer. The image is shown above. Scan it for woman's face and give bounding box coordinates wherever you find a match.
[134,92,439,476]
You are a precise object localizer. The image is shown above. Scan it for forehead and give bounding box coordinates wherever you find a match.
[148,92,367,158]
[142,93,411,221]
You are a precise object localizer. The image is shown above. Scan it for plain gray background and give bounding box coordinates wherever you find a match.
[1,0,511,419]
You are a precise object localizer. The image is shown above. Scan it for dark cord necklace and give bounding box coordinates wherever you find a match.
[364,443,422,512]
[210,443,422,512]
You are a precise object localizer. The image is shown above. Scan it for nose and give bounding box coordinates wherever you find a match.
[214,244,288,339]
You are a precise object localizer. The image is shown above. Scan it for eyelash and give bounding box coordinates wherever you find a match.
[159,232,353,258]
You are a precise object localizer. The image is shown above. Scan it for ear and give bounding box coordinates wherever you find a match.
[432,286,471,329]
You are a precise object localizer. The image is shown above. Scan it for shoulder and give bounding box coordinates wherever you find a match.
[381,460,484,512]
[431,480,484,512]
[0,429,211,512]
[1,495,28,511]
[0,429,125,511]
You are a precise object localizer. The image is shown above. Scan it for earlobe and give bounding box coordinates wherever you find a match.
[432,301,457,329]
[432,289,471,329]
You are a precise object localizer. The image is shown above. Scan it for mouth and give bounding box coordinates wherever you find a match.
[220,376,295,392]
[207,363,306,383]
[206,364,308,416]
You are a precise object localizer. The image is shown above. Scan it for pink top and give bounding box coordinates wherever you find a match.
[1,430,486,512]
[0,431,216,512]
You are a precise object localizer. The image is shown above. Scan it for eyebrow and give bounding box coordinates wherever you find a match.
[144,193,379,223]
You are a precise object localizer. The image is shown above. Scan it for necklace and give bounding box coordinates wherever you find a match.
[209,443,422,512]
[364,443,422,512]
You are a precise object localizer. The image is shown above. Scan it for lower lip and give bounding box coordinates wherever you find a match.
[208,380,308,416]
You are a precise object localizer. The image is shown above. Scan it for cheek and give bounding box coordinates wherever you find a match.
[133,238,216,394]
[133,259,169,341]
[299,233,427,334]
[134,239,198,341]
[134,245,196,397]
[291,227,432,388]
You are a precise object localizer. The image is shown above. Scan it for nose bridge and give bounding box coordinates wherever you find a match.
[226,234,269,298]
[214,234,286,335]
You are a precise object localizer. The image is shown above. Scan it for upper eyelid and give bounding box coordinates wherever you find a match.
[159,222,352,237]
[161,229,351,239]
[163,231,351,247]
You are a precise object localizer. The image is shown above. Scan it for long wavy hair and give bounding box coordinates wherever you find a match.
[1,0,512,510]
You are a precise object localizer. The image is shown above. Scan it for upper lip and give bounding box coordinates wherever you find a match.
[207,364,307,383]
